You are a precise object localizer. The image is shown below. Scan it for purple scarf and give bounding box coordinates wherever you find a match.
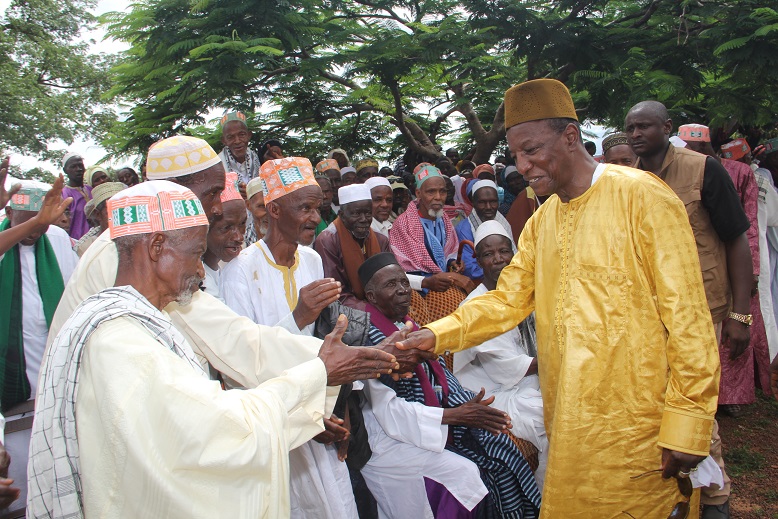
[365,303,449,407]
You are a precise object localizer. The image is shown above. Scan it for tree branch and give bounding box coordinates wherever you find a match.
[451,83,486,140]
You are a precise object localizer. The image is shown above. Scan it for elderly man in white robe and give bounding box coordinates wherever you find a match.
[28,181,400,519]
[220,157,358,519]
[453,220,548,488]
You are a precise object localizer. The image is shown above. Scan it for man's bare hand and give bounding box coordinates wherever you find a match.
[396,328,436,352]
[33,175,72,228]
[238,181,247,200]
[0,157,22,210]
[313,415,350,445]
[723,319,750,360]
[293,278,341,329]
[422,272,454,292]
[0,442,18,509]
[374,322,437,377]
[319,315,398,385]
[660,448,705,479]
[443,388,512,435]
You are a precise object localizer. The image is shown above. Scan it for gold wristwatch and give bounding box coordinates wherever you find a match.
[728,311,753,326]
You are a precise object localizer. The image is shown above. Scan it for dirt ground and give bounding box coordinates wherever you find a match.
[715,392,778,518]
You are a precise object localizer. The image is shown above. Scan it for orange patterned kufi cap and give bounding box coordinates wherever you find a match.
[677,124,711,143]
[504,79,578,130]
[720,139,751,161]
[259,157,318,203]
[221,172,244,203]
[315,159,340,174]
[107,180,208,239]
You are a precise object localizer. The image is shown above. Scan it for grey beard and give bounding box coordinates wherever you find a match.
[176,276,203,306]
[428,208,444,219]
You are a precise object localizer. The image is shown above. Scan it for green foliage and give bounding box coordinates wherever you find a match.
[103,0,778,163]
[0,0,115,159]
[9,165,57,184]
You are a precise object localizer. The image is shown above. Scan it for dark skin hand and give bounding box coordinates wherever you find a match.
[319,315,399,385]
[314,414,350,446]
[421,272,455,292]
[442,388,512,436]
[0,442,19,509]
[397,328,437,352]
[292,278,342,329]
[0,157,22,210]
[373,323,438,377]
[723,233,753,359]
[660,448,705,480]
[336,407,351,461]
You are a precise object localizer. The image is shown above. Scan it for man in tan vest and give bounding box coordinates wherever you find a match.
[626,101,752,519]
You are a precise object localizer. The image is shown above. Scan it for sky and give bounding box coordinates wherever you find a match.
[2,0,613,176]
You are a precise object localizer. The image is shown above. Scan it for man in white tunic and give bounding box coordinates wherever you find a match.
[453,220,548,487]
[221,157,359,519]
[202,172,246,300]
[27,181,399,519]
[1,179,78,409]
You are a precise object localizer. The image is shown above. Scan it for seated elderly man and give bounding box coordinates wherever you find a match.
[74,182,126,256]
[28,181,399,518]
[390,165,474,304]
[314,184,391,310]
[358,253,542,519]
[202,172,247,299]
[453,220,548,488]
[455,179,515,281]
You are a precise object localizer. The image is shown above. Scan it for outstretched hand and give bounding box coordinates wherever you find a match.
[34,175,73,227]
[396,327,436,352]
[444,388,512,436]
[374,322,437,378]
[319,315,398,386]
[293,278,341,330]
[0,157,22,210]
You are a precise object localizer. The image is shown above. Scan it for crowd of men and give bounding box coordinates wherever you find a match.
[0,78,777,519]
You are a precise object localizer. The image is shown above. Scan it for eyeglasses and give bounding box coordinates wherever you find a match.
[621,469,692,519]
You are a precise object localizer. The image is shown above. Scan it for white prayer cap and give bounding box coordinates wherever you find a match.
[61,152,83,169]
[471,179,498,197]
[146,135,221,180]
[246,177,265,200]
[474,220,512,249]
[364,177,391,192]
[107,180,208,239]
[669,136,687,149]
[338,184,372,206]
[340,166,357,178]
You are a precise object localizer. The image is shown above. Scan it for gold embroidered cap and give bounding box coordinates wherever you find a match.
[504,79,578,130]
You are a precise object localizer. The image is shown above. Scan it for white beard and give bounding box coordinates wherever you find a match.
[428,208,444,219]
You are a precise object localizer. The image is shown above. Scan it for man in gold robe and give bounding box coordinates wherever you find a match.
[399,79,720,518]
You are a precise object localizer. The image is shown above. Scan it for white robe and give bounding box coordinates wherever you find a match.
[221,239,359,519]
[0,225,78,396]
[45,231,342,515]
[221,240,322,335]
[454,284,548,487]
[202,262,222,302]
[361,376,488,519]
[75,314,330,518]
[754,168,778,361]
